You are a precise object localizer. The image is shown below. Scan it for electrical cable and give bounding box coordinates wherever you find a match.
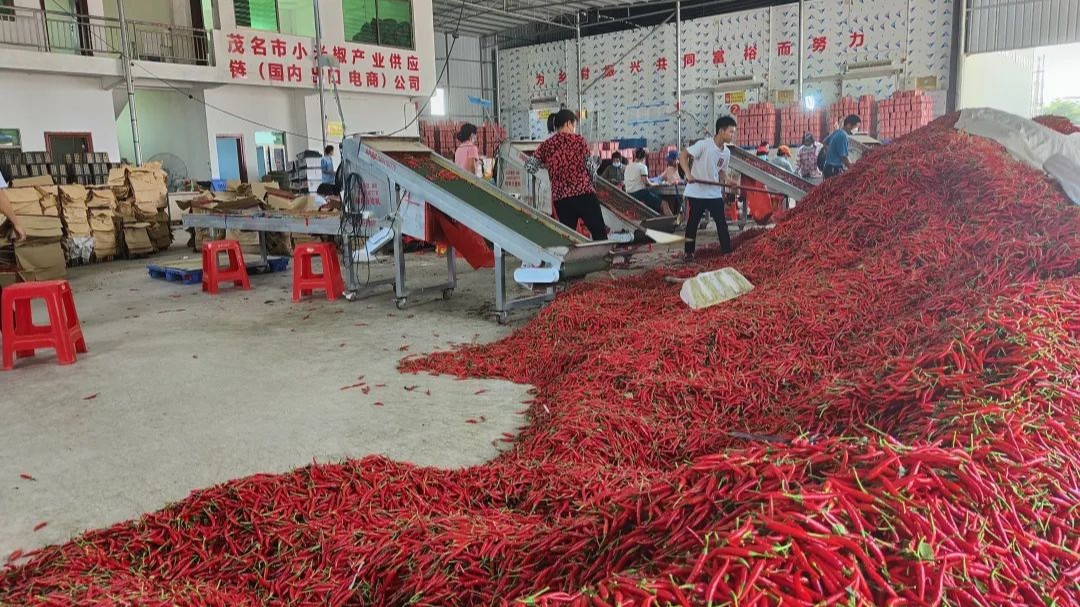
[376,0,467,138]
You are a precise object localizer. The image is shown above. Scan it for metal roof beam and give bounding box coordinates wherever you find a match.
[434,0,579,31]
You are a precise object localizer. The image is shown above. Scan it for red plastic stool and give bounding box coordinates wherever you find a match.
[201,240,251,294]
[2,280,87,370]
[292,242,345,302]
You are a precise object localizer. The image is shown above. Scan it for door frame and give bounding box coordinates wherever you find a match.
[40,0,92,55]
[44,131,94,164]
[215,134,248,182]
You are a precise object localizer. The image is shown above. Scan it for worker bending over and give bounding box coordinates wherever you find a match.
[525,110,609,241]
[679,116,738,262]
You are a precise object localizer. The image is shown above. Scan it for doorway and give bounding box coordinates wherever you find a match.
[215,135,247,182]
[40,0,92,56]
[44,132,93,166]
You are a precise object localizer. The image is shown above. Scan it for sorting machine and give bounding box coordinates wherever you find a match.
[340,136,614,323]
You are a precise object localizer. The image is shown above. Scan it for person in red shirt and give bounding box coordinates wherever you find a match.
[525,109,609,241]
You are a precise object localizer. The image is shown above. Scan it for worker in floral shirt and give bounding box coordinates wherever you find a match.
[796,132,823,184]
[525,109,609,241]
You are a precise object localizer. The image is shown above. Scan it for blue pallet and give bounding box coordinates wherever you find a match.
[147,265,202,285]
[147,256,290,285]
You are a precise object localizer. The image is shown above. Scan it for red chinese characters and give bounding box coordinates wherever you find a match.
[352,49,366,64]
[557,70,566,84]
[776,41,792,56]
[629,60,642,74]
[535,73,545,86]
[228,59,247,79]
[655,56,668,71]
[744,45,758,61]
[407,55,419,71]
[292,42,308,61]
[367,72,381,87]
[603,64,615,78]
[227,33,244,54]
[271,38,287,57]
[812,36,828,53]
[333,46,347,64]
[408,76,420,91]
[266,62,284,82]
[712,49,726,64]
[287,65,303,83]
[683,53,696,68]
[394,75,406,90]
[250,36,267,56]
[349,70,363,87]
[372,52,386,68]
[849,31,865,48]
[580,67,590,80]
[390,53,402,69]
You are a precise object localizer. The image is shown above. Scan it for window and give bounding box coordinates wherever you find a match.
[430,88,446,116]
[0,128,21,149]
[342,0,414,49]
[233,0,314,37]
[233,0,278,31]
[1,0,14,21]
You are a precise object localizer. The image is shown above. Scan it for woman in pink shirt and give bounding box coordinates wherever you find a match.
[454,123,481,176]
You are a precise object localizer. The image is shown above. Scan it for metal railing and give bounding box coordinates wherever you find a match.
[0,5,213,66]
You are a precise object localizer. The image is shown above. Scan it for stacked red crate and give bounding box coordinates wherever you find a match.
[735,102,778,148]
[876,90,934,141]
[591,141,622,160]
[418,120,507,160]
[828,95,876,137]
[778,105,826,146]
[645,144,677,176]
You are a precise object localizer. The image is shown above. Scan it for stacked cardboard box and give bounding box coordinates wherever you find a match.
[877,90,934,141]
[779,105,826,146]
[1,186,67,282]
[829,95,876,137]
[736,103,778,148]
[87,188,119,259]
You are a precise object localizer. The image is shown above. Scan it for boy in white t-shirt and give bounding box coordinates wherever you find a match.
[678,115,738,261]
[623,148,670,214]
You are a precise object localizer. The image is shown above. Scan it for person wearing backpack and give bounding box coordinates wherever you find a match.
[820,114,861,178]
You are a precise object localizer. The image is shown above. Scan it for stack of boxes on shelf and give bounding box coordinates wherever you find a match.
[778,105,826,145]
[736,103,778,147]
[829,96,876,136]
[0,182,66,284]
[877,90,934,141]
[64,152,117,186]
[646,145,678,177]
[0,150,118,186]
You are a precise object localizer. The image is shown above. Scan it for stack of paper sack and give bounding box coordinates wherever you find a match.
[59,184,94,263]
[87,187,119,259]
[1,185,66,282]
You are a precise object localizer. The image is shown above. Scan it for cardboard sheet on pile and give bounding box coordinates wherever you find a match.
[11,175,54,188]
[15,242,66,281]
[123,222,155,254]
[6,188,45,216]
[679,268,755,310]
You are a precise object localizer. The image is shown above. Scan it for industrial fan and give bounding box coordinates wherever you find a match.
[147,153,191,192]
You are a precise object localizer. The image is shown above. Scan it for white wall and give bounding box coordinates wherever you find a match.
[960,49,1035,118]
[116,89,212,179]
[0,72,120,160]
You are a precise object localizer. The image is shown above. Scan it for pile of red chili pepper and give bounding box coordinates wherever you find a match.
[3,114,1079,606]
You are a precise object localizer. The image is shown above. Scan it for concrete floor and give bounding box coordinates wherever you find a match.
[1,240,630,559]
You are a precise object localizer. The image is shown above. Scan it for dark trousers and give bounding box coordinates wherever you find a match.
[554,193,608,241]
[630,189,664,214]
[823,164,845,178]
[685,197,731,255]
